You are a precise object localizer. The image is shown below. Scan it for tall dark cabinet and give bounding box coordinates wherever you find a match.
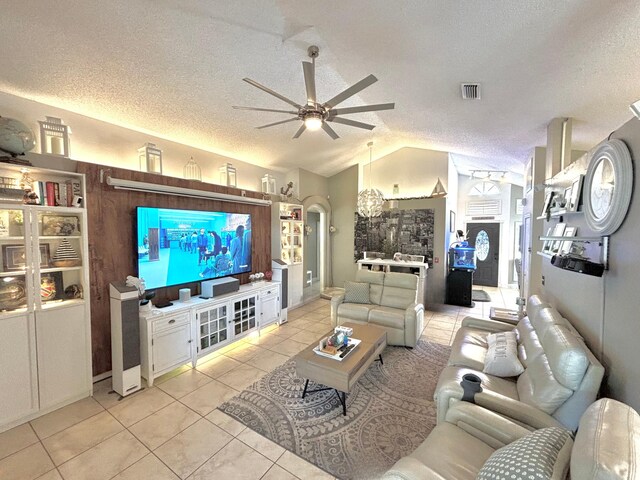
[446,269,474,307]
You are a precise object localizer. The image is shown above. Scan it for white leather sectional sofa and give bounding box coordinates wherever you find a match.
[383,398,640,480]
[435,295,604,431]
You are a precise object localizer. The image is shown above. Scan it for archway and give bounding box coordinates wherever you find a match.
[301,195,331,303]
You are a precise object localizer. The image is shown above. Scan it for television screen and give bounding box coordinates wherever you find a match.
[136,206,252,289]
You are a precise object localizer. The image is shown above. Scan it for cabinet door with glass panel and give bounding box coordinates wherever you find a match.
[0,206,32,313]
[232,294,257,337]
[33,209,87,310]
[196,302,230,356]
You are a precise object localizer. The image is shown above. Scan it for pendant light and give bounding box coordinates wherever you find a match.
[357,142,385,217]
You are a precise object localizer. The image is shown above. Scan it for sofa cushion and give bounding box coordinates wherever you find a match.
[572,398,640,480]
[542,325,589,391]
[337,303,375,322]
[448,326,490,371]
[356,270,384,305]
[526,294,550,319]
[368,305,405,329]
[380,272,417,310]
[476,426,572,480]
[410,422,494,480]
[515,316,544,367]
[344,281,370,304]
[516,353,573,415]
[483,331,524,377]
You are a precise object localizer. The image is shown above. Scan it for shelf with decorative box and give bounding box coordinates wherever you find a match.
[139,281,281,386]
[0,162,91,433]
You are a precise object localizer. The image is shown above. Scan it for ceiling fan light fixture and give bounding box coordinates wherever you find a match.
[304,112,323,131]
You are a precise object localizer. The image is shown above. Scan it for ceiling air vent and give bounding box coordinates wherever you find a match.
[461,83,481,100]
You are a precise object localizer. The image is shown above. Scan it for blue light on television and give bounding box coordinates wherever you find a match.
[136,206,252,289]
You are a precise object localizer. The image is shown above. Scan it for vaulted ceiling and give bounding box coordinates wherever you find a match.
[1,0,639,177]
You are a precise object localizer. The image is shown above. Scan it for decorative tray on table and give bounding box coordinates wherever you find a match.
[313,338,361,361]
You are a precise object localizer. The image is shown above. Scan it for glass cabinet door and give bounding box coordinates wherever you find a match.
[0,207,30,312]
[233,295,257,336]
[197,304,229,354]
[34,210,84,309]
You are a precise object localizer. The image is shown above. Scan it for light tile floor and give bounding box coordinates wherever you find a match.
[0,287,517,480]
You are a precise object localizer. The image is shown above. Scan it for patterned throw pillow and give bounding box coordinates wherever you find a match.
[344,281,370,304]
[476,427,572,480]
[483,331,525,377]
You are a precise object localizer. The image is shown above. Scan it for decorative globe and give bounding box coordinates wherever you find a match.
[357,188,385,217]
[0,116,36,157]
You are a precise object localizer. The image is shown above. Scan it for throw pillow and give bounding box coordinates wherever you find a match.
[483,331,525,377]
[344,281,370,304]
[476,426,572,480]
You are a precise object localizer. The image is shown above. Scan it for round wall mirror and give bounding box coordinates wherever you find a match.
[583,139,633,235]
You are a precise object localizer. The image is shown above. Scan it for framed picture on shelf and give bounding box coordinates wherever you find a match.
[541,191,555,217]
[40,271,64,302]
[563,186,573,209]
[550,223,566,254]
[42,215,80,236]
[567,175,584,212]
[2,244,51,271]
[542,227,554,252]
[560,227,577,255]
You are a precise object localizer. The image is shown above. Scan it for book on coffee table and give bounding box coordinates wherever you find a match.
[313,338,361,361]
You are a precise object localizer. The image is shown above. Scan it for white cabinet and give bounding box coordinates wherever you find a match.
[141,312,194,387]
[0,313,38,426]
[260,286,280,328]
[0,163,92,432]
[272,203,304,308]
[139,282,282,384]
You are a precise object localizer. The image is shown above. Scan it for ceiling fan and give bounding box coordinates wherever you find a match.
[233,45,395,140]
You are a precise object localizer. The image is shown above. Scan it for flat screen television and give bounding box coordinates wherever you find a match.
[136,206,252,290]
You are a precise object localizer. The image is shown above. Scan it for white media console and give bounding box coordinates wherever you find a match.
[139,281,281,386]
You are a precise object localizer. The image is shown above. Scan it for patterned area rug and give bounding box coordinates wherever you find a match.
[218,340,451,480]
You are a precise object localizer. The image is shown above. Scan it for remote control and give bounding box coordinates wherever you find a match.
[339,345,355,358]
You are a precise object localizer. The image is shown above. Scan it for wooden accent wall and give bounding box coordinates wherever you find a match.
[76,163,271,376]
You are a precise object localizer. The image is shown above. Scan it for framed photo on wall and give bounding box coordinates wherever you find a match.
[449,210,455,233]
[526,158,533,193]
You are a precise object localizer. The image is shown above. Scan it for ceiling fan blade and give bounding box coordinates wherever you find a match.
[323,74,378,109]
[327,117,375,130]
[321,122,340,140]
[233,106,299,114]
[302,61,316,105]
[330,103,395,116]
[292,124,306,139]
[243,78,302,109]
[256,118,299,129]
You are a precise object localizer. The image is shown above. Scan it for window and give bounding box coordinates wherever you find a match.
[476,230,490,261]
[470,181,500,196]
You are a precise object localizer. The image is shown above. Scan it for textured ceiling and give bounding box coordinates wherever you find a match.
[1,0,639,177]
